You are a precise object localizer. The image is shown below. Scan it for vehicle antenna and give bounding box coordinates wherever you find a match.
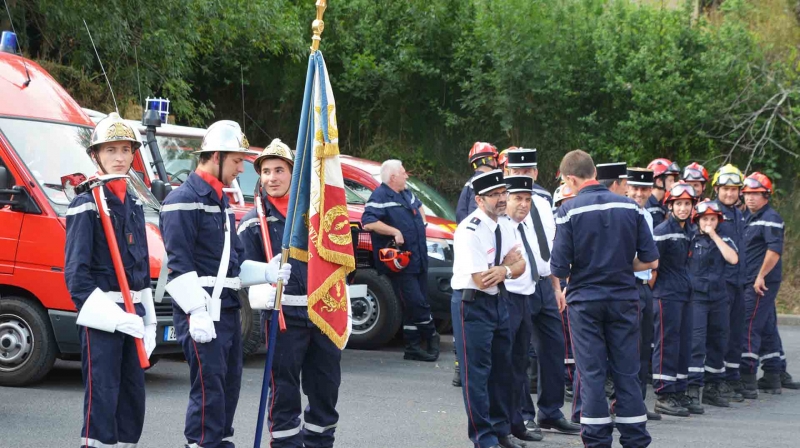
[83,19,118,114]
[3,0,31,87]
[134,45,143,109]
[241,63,246,135]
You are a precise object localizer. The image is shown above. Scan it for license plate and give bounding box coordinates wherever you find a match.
[163,326,177,342]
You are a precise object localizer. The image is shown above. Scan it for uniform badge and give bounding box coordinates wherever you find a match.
[127,233,135,245]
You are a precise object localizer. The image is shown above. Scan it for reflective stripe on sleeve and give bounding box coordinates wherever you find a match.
[581,416,613,425]
[66,202,98,216]
[555,202,640,225]
[237,218,260,235]
[271,423,302,439]
[653,233,689,242]
[161,202,222,213]
[748,220,784,229]
[365,201,402,209]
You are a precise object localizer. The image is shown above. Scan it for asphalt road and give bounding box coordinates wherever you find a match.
[2,327,800,448]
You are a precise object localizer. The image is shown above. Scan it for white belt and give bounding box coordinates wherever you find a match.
[198,276,242,290]
[282,294,308,307]
[107,290,144,304]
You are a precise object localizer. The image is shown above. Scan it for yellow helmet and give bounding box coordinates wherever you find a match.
[253,138,294,173]
[712,164,744,187]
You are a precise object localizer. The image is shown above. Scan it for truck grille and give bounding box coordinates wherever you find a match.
[150,281,175,317]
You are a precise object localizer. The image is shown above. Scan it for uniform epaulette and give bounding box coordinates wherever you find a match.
[466,216,481,231]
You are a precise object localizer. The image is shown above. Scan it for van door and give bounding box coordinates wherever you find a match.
[0,155,23,274]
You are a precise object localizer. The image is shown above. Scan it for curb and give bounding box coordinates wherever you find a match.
[778,314,800,326]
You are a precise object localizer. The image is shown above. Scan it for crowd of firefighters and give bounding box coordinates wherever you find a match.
[446,142,796,448]
[62,110,794,448]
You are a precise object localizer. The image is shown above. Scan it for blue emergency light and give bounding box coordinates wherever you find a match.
[146,97,170,124]
[0,31,17,54]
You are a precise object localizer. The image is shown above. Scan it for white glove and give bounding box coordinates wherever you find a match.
[249,284,276,310]
[267,254,292,284]
[189,310,216,343]
[116,313,146,339]
[144,323,157,358]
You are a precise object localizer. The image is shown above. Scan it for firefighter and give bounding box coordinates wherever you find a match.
[504,149,576,434]
[596,162,629,195]
[236,139,343,447]
[65,112,154,448]
[456,142,499,224]
[551,183,575,216]
[551,150,658,448]
[739,172,787,397]
[552,181,577,404]
[625,167,661,421]
[712,164,749,401]
[646,159,681,228]
[682,162,709,200]
[451,169,528,448]
[160,120,291,448]
[362,159,438,362]
[651,182,700,417]
[687,200,739,408]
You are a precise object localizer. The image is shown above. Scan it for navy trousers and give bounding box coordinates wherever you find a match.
[724,282,746,381]
[262,308,342,448]
[390,273,436,343]
[652,299,692,395]
[568,300,650,448]
[689,299,729,387]
[503,292,533,437]
[637,283,654,400]
[79,327,145,448]
[520,278,567,422]
[452,290,514,448]
[742,282,783,374]
[174,308,243,448]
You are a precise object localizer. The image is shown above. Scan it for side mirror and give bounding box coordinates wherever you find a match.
[151,179,171,203]
[0,167,41,214]
[0,166,10,189]
[60,173,88,202]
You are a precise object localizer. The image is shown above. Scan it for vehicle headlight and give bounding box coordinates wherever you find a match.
[427,238,450,261]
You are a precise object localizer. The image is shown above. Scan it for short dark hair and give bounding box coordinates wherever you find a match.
[559,150,596,180]
[199,152,214,164]
[599,179,617,189]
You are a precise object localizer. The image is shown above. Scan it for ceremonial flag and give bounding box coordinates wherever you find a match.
[283,51,355,349]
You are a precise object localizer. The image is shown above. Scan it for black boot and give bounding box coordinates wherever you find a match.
[564,383,573,402]
[654,393,690,417]
[718,380,744,402]
[740,373,759,399]
[498,434,526,448]
[680,389,705,415]
[426,332,440,361]
[702,383,730,407]
[528,357,538,394]
[781,371,800,389]
[646,410,662,421]
[604,375,615,398]
[758,372,782,395]
[404,339,437,362]
[452,360,462,387]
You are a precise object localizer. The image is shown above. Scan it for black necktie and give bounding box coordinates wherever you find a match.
[529,206,551,261]
[518,223,540,282]
[494,226,507,294]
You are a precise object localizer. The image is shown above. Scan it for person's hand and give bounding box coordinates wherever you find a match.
[554,288,567,313]
[188,310,216,343]
[116,313,145,339]
[249,284,276,310]
[394,230,405,246]
[754,275,768,297]
[482,266,507,288]
[277,263,292,284]
[144,324,157,358]
[502,245,522,265]
[703,224,717,238]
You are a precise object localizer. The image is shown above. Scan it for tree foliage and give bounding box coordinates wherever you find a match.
[6,0,800,196]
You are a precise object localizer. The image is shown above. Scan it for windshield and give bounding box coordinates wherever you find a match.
[156,135,202,184]
[0,117,161,215]
[239,159,366,205]
[367,174,456,221]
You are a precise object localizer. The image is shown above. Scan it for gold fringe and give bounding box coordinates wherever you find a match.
[307,266,351,349]
[289,247,309,262]
[321,141,340,158]
[312,148,356,273]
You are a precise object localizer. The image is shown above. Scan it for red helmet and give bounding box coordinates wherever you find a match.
[379,247,411,273]
[682,162,709,183]
[693,199,723,223]
[647,158,673,177]
[664,181,699,204]
[468,142,499,168]
[498,148,513,167]
[741,172,773,194]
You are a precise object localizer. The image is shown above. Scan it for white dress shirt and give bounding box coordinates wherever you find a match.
[451,208,518,295]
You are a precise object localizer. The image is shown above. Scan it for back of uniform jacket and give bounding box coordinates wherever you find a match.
[716,201,747,286]
[550,184,658,303]
[652,215,691,301]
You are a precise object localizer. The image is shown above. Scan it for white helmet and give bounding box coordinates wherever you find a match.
[194,120,252,155]
[88,112,141,154]
[253,138,294,172]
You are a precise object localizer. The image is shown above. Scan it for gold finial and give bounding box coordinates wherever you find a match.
[310,0,327,53]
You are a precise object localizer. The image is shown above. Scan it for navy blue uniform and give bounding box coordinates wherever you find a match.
[160,172,245,448]
[717,202,748,381]
[455,171,482,224]
[237,195,341,448]
[687,232,737,387]
[551,183,658,448]
[651,215,693,396]
[741,204,785,374]
[65,185,149,448]
[646,195,666,229]
[362,183,435,344]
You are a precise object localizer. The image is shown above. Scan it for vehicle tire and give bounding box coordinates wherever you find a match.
[238,289,263,356]
[0,296,58,387]
[347,269,401,350]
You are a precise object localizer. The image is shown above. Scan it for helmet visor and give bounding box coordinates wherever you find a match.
[743,177,766,190]
[670,183,696,198]
[695,201,721,215]
[716,172,743,186]
[683,167,706,181]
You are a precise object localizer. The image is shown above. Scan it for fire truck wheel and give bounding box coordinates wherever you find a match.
[0,296,58,387]
[347,269,401,350]
[238,289,263,356]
